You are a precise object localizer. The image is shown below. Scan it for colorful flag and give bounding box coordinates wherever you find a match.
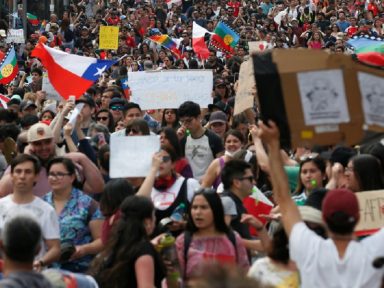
[347,37,384,67]
[192,22,213,60]
[27,13,39,26]
[0,47,19,85]
[120,77,130,100]
[148,34,182,58]
[31,43,117,99]
[211,21,240,54]
[0,94,10,108]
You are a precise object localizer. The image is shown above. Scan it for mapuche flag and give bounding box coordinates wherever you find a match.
[27,13,39,25]
[0,47,19,85]
[211,21,240,55]
[347,37,384,67]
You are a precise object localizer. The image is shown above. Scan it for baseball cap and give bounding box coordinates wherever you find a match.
[20,100,37,111]
[209,111,227,124]
[322,188,359,224]
[208,101,230,114]
[27,123,54,143]
[215,78,226,87]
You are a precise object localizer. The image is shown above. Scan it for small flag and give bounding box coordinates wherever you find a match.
[27,13,39,26]
[0,94,10,108]
[165,0,182,8]
[120,77,130,100]
[211,21,240,54]
[347,37,384,67]
[148,34,182,58]
[192,22,213,60]
[0,47,19,85]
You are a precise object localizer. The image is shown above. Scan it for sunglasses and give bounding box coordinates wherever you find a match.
[299,153,319,162]
[97,116,108,121]
[110,105,125,111]
[162,156,171,162]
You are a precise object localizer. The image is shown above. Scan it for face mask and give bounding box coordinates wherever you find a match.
[225,148,242,158]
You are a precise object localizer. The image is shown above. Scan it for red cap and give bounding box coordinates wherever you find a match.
[322,189,359,223]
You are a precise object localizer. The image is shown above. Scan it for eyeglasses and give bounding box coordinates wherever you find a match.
[48,172,71,180]
[162,156,171,162]
[97,116,108,121]
[179,118,194,125]
[237,175,254,182]
[299,153,319,162]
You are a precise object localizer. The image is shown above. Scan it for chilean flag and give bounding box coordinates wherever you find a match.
[120,77,130,100]
[192,22,213,60]
[31,44,117,99]
[0,94,10,108]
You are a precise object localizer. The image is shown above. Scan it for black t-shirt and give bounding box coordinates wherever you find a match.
[127,241,166,288]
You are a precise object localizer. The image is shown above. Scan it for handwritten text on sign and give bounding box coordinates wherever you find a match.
[129,71,213,110]
[355,190,384,235]
[99,26,119,50]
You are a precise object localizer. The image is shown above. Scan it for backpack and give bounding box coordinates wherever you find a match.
[183,230,238,279]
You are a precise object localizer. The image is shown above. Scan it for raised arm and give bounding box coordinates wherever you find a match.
[136,153,162,198]
[258,121,301,236]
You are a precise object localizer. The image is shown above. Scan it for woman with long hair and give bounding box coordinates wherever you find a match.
[307,31,324,49]
[292,154,327,206]
[201,130,252,189]
[137,145,200,235]
[345,154,384,192]
[159,127,193,178]
[175,189,249,282]
[161,109,180,130]
[89,195,166,287]
[43,157,103,272]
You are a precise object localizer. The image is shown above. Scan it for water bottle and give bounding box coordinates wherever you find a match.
[185,129,191,136]
[170,203,185,222]
[157,234,182,287]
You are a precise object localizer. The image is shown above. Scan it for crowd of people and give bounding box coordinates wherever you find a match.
[0,0,383,287]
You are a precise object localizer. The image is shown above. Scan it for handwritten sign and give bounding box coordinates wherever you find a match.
[129,70,213,110]
[110,135,160,178]
[6,29,25,44]
[355,190,384,236]
[99,26,119,50]
[234,60,256,115]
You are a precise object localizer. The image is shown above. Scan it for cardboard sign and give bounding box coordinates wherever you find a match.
[129,70,213,110]
[234,60,256,115]
[253,49,384,148]
[110,135,160,178]
[99,26,119,50]
[355,190,384,236]
[6,29,25,44]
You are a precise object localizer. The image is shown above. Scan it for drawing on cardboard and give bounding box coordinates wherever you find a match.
[297,69,350,126]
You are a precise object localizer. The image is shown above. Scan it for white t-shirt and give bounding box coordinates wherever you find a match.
[290,222,384,288]
[151,177,200,210]
[0,195,60,260]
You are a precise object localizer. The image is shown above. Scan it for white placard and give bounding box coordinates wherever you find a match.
[297,69,350,126]
[68,103,84,126]
[110,135,160,178]
[42,73,62,101]
[129,70,213,109]
[358,72,384,127]
[6,29,25,44]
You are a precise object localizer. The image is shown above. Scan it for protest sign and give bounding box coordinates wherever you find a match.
[234,60,256,115]
[42,73,62,101]
[110,135,160,178]
[129,70,213,110]
[253,49,384,148]
[355,190,384,236]
[99,26,119,50]
[6,29,25,44]
[248,41,273,54]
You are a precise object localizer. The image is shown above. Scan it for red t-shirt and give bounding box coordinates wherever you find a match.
[228,1,241,16]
